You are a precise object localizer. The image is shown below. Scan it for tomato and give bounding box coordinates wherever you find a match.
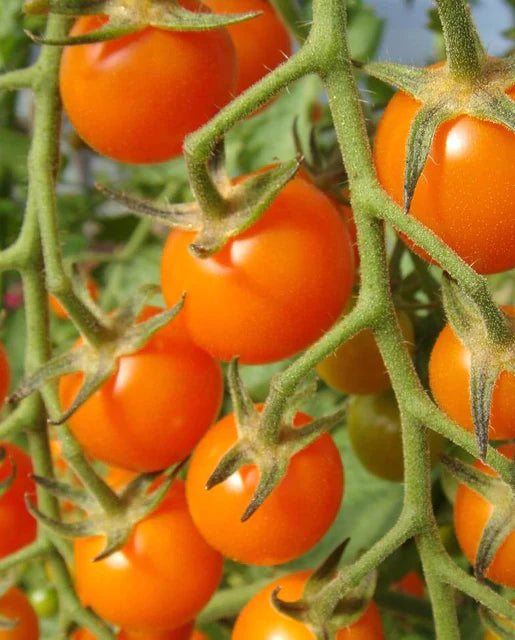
[317,306,414,395]
[59,306,223,472]
[373,84,515,274]
[429,306,515,442]
[346,391,443,482]
[161,176,354,364]
[232,571,384,640]
[186,409,343,565]
[0,588,39,640]
[191,632,208,640]
[28,586,58,618]
[202,0,291,94]
[483,604,515,640]
[0,443,37,558]
[454,444,515,587]
[0,343,9,411]
[59,3,238,164]
[390,571,425,598]
[74,479,223,631]
[49,280,99,320]
[72,622,194,639]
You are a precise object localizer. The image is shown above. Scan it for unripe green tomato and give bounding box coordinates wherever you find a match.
[28,586,58,617]
[317,308,414,395]
[347,391,443,481]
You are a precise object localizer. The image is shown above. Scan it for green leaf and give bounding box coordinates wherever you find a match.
[347,5,384,63]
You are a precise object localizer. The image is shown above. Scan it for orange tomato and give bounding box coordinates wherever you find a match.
[454,444,515,587]
[72,622,194,639]
[374,85,515,274]
[0,588,39,640]
[429,306,515,441]
[391,571,425,598]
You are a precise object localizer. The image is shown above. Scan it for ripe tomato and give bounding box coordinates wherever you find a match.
[0,588,39,640]
[72,621,194,639]
[374,85,515,275]
[186,409,343,565]
[0,343,9,412]
[346,391,443,482]
[59,307,223,472]
[74,480,223,631]
[0,443,37,558]
[49,280,99,320]
[161,176,354,364]
[454,444,515,587]
[233,571,384,640]
[429,306,515,442]
[390,571,425,598]
[317,306,414,395]
[202,0,291,94]
[191,632,208,640]
[59,3,238,164]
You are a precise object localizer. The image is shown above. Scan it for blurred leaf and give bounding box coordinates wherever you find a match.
[0,127,30,180]
[348,4,384,62]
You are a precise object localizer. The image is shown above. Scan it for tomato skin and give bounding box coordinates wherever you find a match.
[0,443,37,558]
[373,86,515,274]
[317,308,414,395]
[72,622,194,639]
[161,177,354,364]
[346,391,443,482]
[390,571,425,598]
[454,444,515,587]
[49,280,98,320]
[232,571,384,640]
[59,307,223,472]
[429,306,515,441]
[74,480,223,631]
[0,343,9,411]
[59,6,237,164]
[186,409,343,566]
[202,0,291,94]
[0,588,39,640]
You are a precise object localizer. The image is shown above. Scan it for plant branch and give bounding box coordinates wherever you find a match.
[0,67,35,91]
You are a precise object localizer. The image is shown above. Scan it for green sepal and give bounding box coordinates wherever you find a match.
[469,358,501,460]
[303,540,350,598]
[440,454,507,501]
[0,448,17,498]
[404,103,455,212]
[328,568,377,632]
[31,474,97,511]
[475,495,515,581]
[363,61,430,97]
[25,0,261,44]
[99,158,301,258]
[480,605,515,640]
[271,587,310,624]
[471,92,515,133]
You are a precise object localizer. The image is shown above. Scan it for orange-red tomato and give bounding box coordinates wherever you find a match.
[0,443,37,558]
[191,632,208,640]
[202,0,291,94]
[374,85,515,274]
[72,622,195,639]
[0,587,39,640]
[186,409,343,565]
[49,280,99,320]
[454,444,515,587]
[161,176,354,364]
[59,4,237,164]
[74,480,223,631]
[390,571,425,598]
[429,306,515,441]
[59,307,223,472]
[232,571,384,640]
[0,343,9,412]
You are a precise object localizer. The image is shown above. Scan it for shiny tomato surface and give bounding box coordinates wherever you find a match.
[374,85,515,274]
[59,307,223,472]
[60,5,237,163]
[429,306,515,441]
[161,177,354,364]
[186,410,343,565]
[232,571,384,640]
[74,480,223,631]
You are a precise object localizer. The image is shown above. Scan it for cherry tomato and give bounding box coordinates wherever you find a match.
[74,480,223,631]
[49,280,99,320]
[429,306,515,442]
[373,84,515,275]
[390,571,425,598]
[59,307,223,472]
[232,571,384,640]
[186,409,343,565]
[28,586,58,618]
[454,444,515,587]
[0,587,39,640]
[202,0,291,94]
[317,306,414,395]
[59,3,238,164]
[0,443,37,558]
[346,391,443,482]
[191,632,208,640]
[161,176,354,364]
[72,622,194,640]
[0,343,9,412]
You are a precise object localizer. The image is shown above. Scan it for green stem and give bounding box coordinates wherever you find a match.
[0,396,42,439]
[0,67,35,91]
[436,0,485,79]
[0,539,50,573]
[269,0,309,44]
